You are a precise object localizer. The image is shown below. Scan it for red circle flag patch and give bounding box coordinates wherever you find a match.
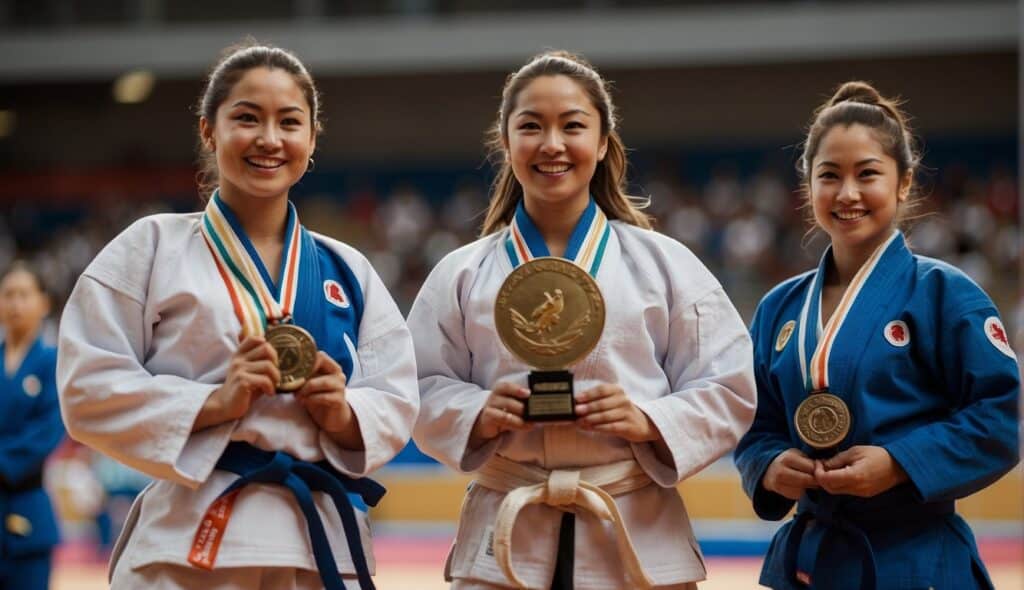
[884,320,910,347]
[984,317,1015,359]
[323,280,350,309]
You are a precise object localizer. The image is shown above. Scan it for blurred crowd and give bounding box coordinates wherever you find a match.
[0,151,1019,349]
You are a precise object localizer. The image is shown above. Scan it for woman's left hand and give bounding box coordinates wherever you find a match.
[575,384,660,443]
[295,352,363,450]
[814,445,909,497]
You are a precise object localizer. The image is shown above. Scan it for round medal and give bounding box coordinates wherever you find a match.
[265,323,318,391]
[494,257,605,370]
[794,392,851,450]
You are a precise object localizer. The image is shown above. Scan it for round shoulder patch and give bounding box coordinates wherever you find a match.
[775,320,796,352]
[22,375,42,397]
[323,279,350,309]
[984,317,1016,359]
[884,320,910,347]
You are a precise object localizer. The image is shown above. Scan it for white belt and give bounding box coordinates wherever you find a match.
[475,455,656,589]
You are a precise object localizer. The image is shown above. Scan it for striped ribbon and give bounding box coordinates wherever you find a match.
[505,197,611,277]
[200,191,302,337]
[798,231,899,391]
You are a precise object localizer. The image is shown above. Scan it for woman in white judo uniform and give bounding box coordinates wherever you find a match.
[408,51,757,590]
[57,43,418,590]
[734,82,1020,589]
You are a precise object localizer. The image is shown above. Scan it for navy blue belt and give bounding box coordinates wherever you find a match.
[214,441,386,590]
[784,493,954,589]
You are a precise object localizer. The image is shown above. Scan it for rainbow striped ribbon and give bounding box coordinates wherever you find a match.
[505,197,611,277]
[200,191,303,337]
[798,230,900,391]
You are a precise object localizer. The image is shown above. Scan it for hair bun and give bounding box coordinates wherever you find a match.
[828,81,884,107]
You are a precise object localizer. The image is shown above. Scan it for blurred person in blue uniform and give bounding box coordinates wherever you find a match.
[734,81,1020,589]
[0,261,64,590]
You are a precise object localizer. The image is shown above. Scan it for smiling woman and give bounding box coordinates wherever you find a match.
[56,43,419,590]
[409,51,757,590]
[734,81,1020,590]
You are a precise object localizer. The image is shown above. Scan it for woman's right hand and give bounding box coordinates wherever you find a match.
[191,335,281,432]
[467,382,532,450]
[763,448,819,500]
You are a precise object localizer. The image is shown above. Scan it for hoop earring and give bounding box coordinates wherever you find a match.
[307,157,316,172]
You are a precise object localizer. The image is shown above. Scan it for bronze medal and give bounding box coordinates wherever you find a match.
[495,257,605,420]
[266,323,318,392]
[794,392,851,450]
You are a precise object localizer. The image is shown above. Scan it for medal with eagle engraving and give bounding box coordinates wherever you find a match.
[266,323,318,392]
[495,257,605,421]
[794,391,851,450]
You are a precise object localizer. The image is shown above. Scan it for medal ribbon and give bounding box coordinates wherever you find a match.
[797,231,899,391]
[200,191,302,336]
[505,197,611,277]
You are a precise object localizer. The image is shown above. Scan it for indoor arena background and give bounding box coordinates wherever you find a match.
[0,0,1020,588]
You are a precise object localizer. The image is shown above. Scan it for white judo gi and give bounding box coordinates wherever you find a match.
[409,218,757,589]
[57,212,418,587]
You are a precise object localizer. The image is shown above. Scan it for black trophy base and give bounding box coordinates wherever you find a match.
[525,370,575,421]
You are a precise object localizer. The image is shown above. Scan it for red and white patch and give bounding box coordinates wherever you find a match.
[984,317,1015,359]
[884,320,910,347]
[21,375,42,397]
[323,279,350,309]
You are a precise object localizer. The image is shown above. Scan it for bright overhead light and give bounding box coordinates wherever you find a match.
[0,110,14,138]
[113,70,155,104]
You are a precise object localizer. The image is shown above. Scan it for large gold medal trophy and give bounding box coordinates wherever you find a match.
[494,257,605,421]
[265,323,318,392]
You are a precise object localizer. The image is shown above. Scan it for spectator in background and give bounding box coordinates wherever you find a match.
[0,261,65,590]
[734,81,1019,590]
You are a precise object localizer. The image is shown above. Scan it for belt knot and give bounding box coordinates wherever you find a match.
[545,470,580,507]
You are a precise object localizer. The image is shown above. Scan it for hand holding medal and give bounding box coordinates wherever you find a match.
[265,322,318,392]
[494,257,605,421]
[293,352,362,448]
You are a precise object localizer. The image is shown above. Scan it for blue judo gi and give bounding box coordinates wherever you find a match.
[0,337,64,590]
[735,233,1020,589]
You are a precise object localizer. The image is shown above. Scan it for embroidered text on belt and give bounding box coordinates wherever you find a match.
[188,442,386,590]
[475,455,656,589]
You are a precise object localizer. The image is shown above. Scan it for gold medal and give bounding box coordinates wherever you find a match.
[494,257,605,421]
[266,323,318,392]
[794,392,851,449]
[495,257,605,370]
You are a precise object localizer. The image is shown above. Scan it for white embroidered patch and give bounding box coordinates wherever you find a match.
[984,317,1015,359]
[884,320,910,347]
[323,279,350,309]
[22,375,42,397]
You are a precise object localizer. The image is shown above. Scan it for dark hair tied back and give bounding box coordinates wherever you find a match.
[194,41,321,201]
[800,80,918,184]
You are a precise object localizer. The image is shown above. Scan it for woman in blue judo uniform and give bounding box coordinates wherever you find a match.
[734,81,1020,589]
[0,262,64,590]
